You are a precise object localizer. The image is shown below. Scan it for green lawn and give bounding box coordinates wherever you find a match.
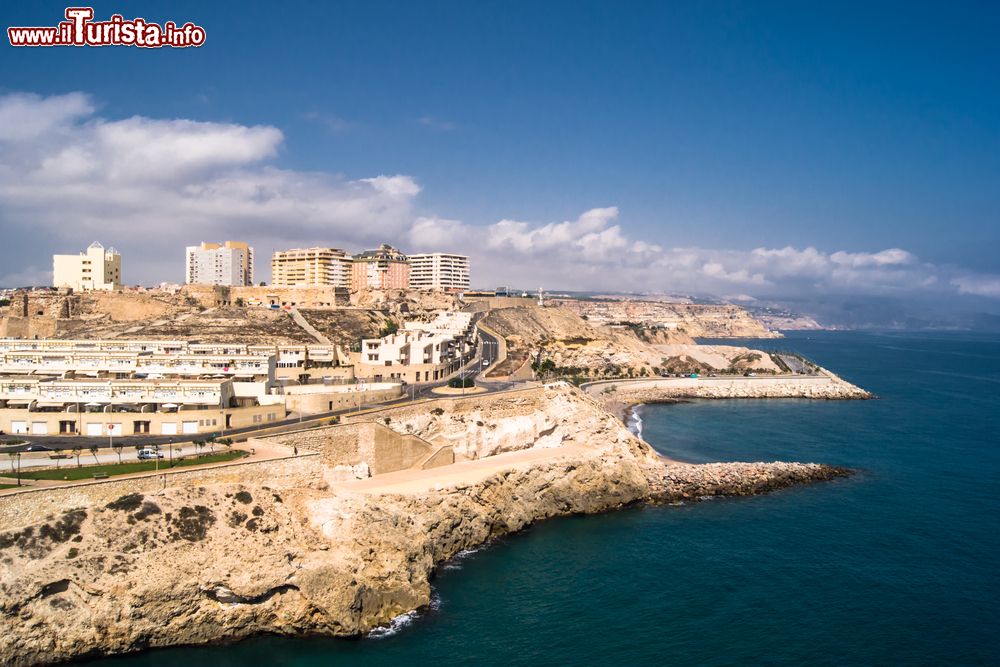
[19,450,248,481]
[0,483,19,489]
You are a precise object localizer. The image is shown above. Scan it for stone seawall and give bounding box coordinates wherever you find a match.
[0,454,322,529]
[587,372,871,418]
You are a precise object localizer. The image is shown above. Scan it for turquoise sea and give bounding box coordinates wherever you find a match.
[86,332,1000,666]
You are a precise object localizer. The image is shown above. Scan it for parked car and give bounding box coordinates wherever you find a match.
[137,449,163,460]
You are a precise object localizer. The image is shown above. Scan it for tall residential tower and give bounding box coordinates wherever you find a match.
[185,241,254,286]
[271,247,353,287]
[408,253,470,292]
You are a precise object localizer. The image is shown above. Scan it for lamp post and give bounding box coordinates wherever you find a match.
[107,380,114,455]
[168,437,174,467]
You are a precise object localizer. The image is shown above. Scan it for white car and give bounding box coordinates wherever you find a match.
[137,449,163,460]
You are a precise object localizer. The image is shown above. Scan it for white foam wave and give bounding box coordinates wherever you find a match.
[367,610,417,639]
[627,405,644,437]
[366,593,441,639]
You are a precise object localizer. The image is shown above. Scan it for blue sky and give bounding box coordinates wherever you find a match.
[1,1,998,308]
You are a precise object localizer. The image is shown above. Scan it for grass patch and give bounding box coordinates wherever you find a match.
[20,450,248,481]
[0,483,20,489]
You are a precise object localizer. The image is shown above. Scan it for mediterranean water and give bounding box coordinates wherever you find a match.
[88,331,1000,666]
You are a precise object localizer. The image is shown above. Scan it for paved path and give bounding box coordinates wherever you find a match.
[337,442,585,495]
[289,307,332,344]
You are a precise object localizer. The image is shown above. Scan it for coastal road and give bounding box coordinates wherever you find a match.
[3,442,223,473]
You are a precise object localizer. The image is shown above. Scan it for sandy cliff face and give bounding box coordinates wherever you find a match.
[556,300,781,338]
[483,307,792,378]
[0,384,853,665]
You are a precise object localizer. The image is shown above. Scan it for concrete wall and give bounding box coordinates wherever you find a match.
[420,445,455,469]
[281,384,402,415]
[248,421,435,476]
[0,453,321,529]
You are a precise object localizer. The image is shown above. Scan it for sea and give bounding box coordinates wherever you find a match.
[86,331,1000,666]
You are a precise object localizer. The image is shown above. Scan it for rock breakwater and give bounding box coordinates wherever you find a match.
[653,461,852,501]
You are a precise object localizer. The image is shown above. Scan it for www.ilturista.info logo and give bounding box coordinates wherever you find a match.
[8,7,206,48]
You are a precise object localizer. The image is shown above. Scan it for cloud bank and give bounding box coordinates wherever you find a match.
[0,91,997,303]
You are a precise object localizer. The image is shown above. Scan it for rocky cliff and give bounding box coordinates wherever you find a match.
[0,384,854,665]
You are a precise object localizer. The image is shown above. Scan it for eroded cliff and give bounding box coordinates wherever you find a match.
[0,384,853,665]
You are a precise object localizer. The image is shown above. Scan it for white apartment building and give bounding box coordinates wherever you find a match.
[52,242,122,291]
[408,253,470,292]
[271,247,352,287]
[356,324,473,384]
[185,241,254,286]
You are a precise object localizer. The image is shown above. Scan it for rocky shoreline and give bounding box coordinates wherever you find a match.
[0,384,859,666]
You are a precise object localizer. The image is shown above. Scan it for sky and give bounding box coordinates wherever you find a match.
[0,1,998,314]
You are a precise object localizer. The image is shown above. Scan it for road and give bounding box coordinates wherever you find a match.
[3,442,223,472]
[0,312,520,454]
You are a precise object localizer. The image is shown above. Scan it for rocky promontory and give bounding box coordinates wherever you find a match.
[0,383,857,666]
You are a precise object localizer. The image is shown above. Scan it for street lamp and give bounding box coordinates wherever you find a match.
[168,438,174,467]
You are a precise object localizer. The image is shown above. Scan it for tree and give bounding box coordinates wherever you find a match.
[7,451,16,474]
[53,448,64,469]
[89,444,99,464]
[72,445,82,468]
[113,443,124,464]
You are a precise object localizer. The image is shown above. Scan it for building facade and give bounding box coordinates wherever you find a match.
[408,253,470,292]
[185,241,254,286]
[271,247,353,287]
[351,244,410,290]
[52,242,122,291]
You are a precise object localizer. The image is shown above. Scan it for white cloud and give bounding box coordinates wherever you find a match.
[0,92,422,283]
[0,92,93,141]
[952,275,1000,298]
[408,216,468,251]
[0,91,996,303]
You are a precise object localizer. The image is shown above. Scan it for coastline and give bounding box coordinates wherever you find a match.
[0,382,859,665]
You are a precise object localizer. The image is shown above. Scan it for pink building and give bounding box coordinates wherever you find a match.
[350,244,410,290]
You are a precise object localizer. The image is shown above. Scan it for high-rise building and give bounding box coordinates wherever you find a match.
[53,242,122,291]
[408,253,470,292]
[351,244,410,290]
[185,241,254,286]
[271,247,352,287]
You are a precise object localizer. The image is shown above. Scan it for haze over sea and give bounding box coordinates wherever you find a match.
[86,331,1000,666]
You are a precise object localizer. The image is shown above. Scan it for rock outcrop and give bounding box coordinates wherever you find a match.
[0,383,856,666]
